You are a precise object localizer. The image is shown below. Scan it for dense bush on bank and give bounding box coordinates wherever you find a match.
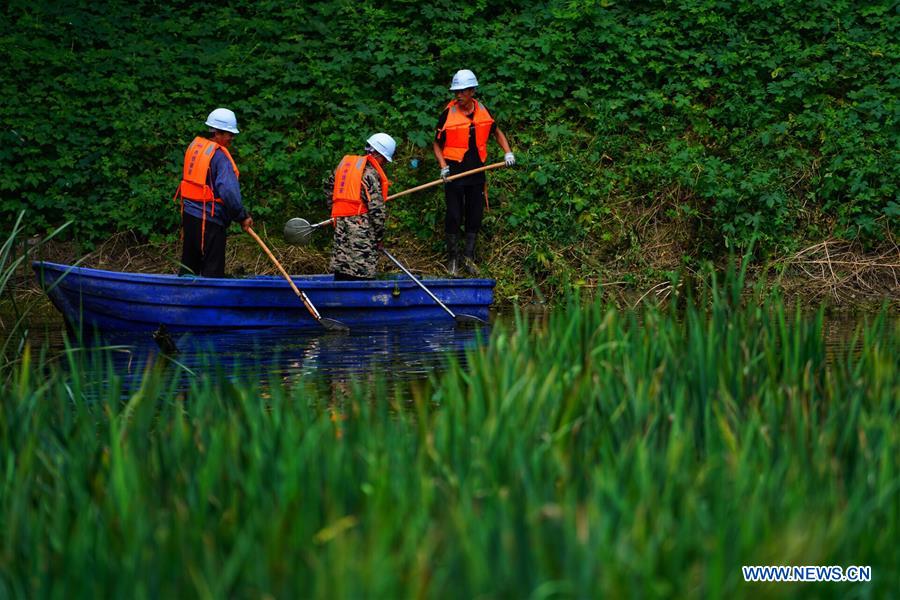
[2,1,897,261]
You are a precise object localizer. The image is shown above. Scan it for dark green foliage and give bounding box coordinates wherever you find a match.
[1,0,896,253]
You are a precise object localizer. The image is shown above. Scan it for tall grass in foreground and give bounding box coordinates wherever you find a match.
[1,277,897,598]
[1,211,70,372]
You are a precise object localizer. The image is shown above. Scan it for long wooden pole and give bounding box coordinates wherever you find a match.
[295,162,509,236]
[386,161,506,201]
[246,227,348,331]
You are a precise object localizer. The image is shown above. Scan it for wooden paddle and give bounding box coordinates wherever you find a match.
[246,227,349,332]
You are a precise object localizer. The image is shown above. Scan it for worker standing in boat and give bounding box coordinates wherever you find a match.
[174,108,253,277]
[433,69,515,276]
[323,133,395,280]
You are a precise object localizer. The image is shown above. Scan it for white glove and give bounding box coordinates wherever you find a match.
[504,152,516,167]
[440,166,450,181]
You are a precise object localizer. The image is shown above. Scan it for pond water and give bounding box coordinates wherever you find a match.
[20,316,493,395]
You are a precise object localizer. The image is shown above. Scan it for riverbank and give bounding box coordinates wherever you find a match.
[9,227,899,313]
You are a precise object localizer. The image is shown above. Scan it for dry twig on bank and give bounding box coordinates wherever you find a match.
[781,238,900,303]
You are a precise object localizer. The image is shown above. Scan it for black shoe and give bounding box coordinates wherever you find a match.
[462,256,478,276]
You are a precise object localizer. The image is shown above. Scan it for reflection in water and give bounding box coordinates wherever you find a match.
[39,324,490,396]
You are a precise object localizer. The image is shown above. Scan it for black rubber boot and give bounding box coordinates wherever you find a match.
[463,233,478,275]
[446,234,459,277]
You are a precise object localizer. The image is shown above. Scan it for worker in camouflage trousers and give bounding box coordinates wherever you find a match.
[323,133,396,280]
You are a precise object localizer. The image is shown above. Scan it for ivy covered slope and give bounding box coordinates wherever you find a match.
[2,1,897,263]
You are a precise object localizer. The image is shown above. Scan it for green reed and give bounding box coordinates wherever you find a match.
[1,273,897,598]
[1,211,70,372]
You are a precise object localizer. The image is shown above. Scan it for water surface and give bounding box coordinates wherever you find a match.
[23,318,491,395]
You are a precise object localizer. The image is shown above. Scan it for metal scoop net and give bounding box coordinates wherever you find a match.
[283,218,314,245]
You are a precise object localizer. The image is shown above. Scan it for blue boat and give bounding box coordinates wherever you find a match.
[33,261,495,332]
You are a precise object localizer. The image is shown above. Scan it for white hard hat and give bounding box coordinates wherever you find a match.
[205,108,239,134]
[366,132,396,162]
[449,69,478,90]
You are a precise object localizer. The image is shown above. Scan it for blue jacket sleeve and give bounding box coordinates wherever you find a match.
[210,150,247,224]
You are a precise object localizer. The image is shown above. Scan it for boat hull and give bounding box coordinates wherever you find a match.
[33,262,494,332]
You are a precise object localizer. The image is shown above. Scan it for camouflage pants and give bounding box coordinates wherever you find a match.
[330,215,378,279]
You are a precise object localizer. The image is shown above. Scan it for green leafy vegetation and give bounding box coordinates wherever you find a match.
[1,1,896,263]
[1,267,897,596]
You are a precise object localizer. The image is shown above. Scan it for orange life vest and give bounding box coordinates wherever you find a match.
[439,99,494,163]
[331,154,390,218]
[173,136,240,251]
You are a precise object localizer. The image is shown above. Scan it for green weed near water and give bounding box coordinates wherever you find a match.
[1,281,897,597]
[0,211,70,371]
